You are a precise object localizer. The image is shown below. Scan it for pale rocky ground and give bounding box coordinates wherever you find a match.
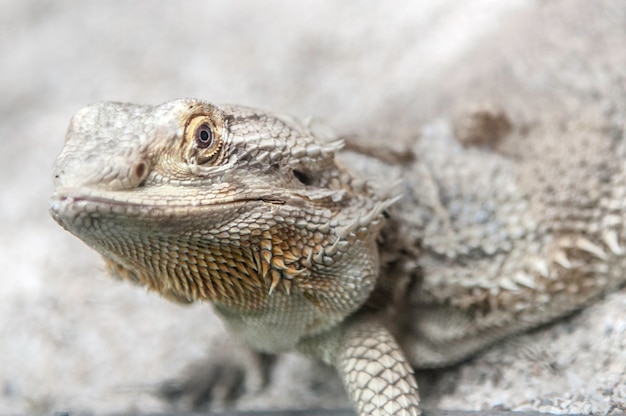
[1,1,626,415]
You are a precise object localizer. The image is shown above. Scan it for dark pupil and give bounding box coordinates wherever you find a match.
[196,124,212,148]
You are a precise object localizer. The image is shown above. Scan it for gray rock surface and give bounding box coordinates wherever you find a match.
[1,0,625,414]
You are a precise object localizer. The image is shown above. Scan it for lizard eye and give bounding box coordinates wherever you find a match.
[185,115,223,164]
[195,123,214,148]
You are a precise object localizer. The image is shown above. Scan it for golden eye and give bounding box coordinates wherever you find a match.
[185,115,223,164]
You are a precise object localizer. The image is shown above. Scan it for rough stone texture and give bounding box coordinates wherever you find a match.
[1,0,625,415]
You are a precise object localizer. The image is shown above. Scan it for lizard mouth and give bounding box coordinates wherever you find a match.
[50,189,286,220]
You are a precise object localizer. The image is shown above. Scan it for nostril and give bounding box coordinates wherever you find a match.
[53,171,63,186]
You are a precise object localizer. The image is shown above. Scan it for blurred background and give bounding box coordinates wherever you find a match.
[2,1,625,415]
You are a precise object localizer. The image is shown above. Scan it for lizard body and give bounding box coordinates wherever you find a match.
[50,6,626,413]
[50,96,626,415]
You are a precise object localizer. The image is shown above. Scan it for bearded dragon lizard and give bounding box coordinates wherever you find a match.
[48,4,626,412]
[49,88,626,415]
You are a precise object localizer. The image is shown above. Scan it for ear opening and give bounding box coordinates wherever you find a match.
[293,169,314,186]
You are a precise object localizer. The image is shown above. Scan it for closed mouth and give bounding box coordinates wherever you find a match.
[50,190,285,214]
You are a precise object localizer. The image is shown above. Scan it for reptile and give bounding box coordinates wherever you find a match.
[49,5,626,414]
[49,97,626,415]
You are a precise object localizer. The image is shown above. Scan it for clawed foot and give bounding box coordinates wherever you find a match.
[158,342,275,410]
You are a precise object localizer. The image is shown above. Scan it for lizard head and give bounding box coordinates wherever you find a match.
[50,99,395,339]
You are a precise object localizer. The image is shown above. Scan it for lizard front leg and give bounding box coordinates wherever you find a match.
[301,316,421,416]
